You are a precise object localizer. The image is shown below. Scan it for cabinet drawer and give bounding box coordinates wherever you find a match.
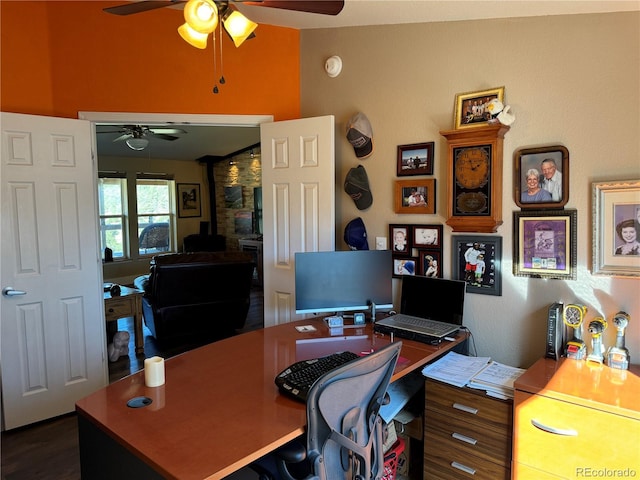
[513,391,640,478]
[425,414,511,467]
[425,378,512,433]
[423,440,510,480]
[104,298,135,321]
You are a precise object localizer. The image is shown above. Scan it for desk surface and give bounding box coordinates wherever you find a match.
[76,319,467,480]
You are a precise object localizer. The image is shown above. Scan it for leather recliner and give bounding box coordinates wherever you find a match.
[134,251,255,345]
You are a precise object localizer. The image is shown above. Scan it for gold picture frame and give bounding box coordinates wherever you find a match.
[454,86,505,129]
[592,179,640,277]
[394,179,436,214]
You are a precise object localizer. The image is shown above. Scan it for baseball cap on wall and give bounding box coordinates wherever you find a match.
[344,217,369,250]
[344,165,373,210]
[346,112,373,159]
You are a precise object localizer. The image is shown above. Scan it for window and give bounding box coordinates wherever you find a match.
[98,176,127,259]
[98,173,176,260]
[136,178,174,256]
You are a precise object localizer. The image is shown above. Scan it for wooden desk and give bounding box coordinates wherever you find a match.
[76,319,467,480]
[104,286,144,355]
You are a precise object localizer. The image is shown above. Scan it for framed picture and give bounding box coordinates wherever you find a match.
[177,183,201,218]
[234,211,253,234]
[396,142,435,176]
[411,224,443,248]
[389,224,411,255]
[452,235,502,296]
[514,145,569,209]
[454,86,505,129]
[513,209,577,280]
[224,185,243,208]
[393,255,417,278]
[417,250,442,278]
[592,180,640,277]
[394,179,436,214]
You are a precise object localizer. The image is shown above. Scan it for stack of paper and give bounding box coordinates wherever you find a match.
[467,361,526,400]
[421,351,491,388]
[421,351,525,399]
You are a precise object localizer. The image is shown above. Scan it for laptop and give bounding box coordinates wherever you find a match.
[374,275,466,343]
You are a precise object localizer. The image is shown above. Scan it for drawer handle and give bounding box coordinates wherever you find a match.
[531,419,578,436]
[451,461,476,475]
[108,308,115,313]
[453,402,478,415]
[452,432,477,445]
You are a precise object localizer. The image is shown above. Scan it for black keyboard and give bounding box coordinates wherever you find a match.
[275,351,359,402]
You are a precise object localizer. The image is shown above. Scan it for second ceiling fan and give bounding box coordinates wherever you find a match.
[99,125,187,151]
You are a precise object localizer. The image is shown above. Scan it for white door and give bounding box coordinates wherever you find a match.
[261,116,335,327]
[1,112,107,430]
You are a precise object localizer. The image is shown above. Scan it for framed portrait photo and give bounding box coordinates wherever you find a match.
[454,86,505,129]
[177,183,201,218]
[394,179,436,214]
[412,224,443,248]
[393,255,417,278]
[417,250,442,278]
[513,209,577,280]
[396,142,435,176]
[514,145,569,209]
[389,224,411,255]
[592,180,640,277]
[451,235,502,296]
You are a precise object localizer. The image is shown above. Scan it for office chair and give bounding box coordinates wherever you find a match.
[251,341,402,480]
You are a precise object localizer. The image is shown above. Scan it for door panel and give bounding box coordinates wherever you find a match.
[260,116,335,327]
[1,112,107,430]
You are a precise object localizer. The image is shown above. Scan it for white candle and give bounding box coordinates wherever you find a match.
[144,356,165,387]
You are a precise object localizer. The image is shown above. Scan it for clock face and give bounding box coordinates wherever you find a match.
[455,147,490,189]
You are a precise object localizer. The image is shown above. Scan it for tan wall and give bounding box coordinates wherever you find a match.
[300,12,640,368]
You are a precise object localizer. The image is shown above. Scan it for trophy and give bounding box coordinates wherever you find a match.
[586,316,607,365]
[606,311,631,370]
[563,304,587,360]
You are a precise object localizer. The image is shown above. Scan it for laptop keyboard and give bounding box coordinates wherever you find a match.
[388,314,456,336]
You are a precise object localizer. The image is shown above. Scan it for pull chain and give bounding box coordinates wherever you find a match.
[212,30,219,93]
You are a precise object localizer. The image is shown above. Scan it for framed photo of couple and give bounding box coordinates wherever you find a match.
[394,179,436,214]
[592,180,640,278]
[514,145,569,209]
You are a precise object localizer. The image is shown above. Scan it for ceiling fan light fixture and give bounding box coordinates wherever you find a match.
[178,23,210,49]
[125,137,150,151]
[222,9,258,48]
[179,0,218,49]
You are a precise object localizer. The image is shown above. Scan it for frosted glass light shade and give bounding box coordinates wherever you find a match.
[178,23,210,49]
[183,0,218,33]
[222,10,258,47]
[126,137,149,151]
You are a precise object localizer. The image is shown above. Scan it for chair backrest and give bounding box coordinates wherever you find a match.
[139,223,169,252]
[305,341,402,480]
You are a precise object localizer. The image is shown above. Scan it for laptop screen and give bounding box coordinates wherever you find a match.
[400,275,466,325]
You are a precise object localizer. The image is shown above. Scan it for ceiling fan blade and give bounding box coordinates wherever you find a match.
[151,133,181,141]
[112,133,133,143]
[148,128,187,135]
[103,0,186,16]
[238,0,344,15]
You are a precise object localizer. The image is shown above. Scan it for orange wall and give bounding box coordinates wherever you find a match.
[1,1,300,120]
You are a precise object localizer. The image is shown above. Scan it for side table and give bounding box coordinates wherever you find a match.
[103,286,144,355]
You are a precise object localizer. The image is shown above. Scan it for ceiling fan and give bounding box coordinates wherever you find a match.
[103,1,345,18]
[99,125,187,151]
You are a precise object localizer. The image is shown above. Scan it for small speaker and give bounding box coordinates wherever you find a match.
[199,221,209,236]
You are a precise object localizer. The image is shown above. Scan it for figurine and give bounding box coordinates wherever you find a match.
[108,331,130,362]
[606,311,631,370]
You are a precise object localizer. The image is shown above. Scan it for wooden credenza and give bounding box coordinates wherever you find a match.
[423,377,512,479]
[512,358,640,479]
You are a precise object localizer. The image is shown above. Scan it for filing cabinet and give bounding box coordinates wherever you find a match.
[423,377,512,479]
[512,358,640,479]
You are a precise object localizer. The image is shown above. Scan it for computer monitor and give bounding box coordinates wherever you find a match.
[295,250,393,315]
[400,275,466,326]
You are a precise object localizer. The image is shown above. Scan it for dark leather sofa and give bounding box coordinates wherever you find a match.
[134,251,255,345]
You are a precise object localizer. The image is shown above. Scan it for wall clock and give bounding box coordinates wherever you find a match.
[440,124,510,233]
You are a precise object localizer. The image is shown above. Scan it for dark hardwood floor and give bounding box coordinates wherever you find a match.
[1,288,263,480]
